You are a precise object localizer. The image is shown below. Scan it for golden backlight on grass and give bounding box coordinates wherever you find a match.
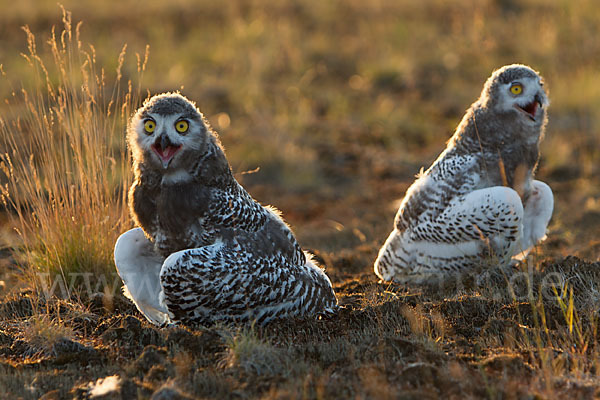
[0,7,146,294]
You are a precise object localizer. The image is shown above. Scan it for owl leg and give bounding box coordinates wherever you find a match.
[375,186,524,283]
[114,228,171,325]
[513,180,553,260]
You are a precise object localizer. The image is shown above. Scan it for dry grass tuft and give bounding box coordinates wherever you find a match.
[0,7,147,296]
[19,314,75,358]
[221,327,310,379]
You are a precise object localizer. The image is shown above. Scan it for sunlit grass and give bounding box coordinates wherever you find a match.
[0,7,146,295]
[495,266,600,395]
[220,326,311,379]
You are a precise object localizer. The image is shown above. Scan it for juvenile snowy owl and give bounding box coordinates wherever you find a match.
[114,93,337,325]
[375,64,553,283]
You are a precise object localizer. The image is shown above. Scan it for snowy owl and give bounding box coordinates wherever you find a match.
[375,64,553,283]
[114,93,338,325]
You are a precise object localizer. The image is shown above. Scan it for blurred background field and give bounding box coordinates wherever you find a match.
[1,0,599,270]
[0,0,599,398]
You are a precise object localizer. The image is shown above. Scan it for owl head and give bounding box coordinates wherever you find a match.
[479,64,549,128]
[127,93,214,172]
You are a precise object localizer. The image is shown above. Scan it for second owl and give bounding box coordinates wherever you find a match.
[375,64,553,283]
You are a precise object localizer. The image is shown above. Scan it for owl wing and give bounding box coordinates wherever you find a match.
[203,183,307,265]
[205,183,269,233]
[376,185,525,282]
[152,180,274,256]
[394,152,481,232]
[375,149,527,282]
[159,240,338,325]
[114,228,171,325]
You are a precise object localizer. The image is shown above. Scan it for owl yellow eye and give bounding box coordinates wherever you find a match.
[144,119,156,134]
[175,120,189,133]
[510,84,523,95]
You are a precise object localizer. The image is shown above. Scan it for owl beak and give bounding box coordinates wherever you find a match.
[152,134,182,168]
[515,98,541,122]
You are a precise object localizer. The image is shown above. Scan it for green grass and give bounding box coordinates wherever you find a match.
[0,1,599,398]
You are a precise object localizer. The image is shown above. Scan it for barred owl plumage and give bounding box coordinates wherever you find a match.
[114,93,338,325]
[375,64,554,283]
